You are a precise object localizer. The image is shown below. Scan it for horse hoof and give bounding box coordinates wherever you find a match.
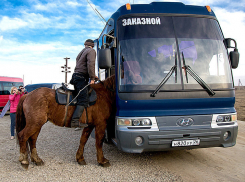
[35,160,44,166]
[99,162,111,167]
[31,157,44,166]
[21,163,29,169]
[78,160,86,165]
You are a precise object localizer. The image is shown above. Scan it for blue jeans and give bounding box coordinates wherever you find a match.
[10,113,16,137]
[72,73,89,106]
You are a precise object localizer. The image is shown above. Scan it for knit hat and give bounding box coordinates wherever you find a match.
[84,39,94,47]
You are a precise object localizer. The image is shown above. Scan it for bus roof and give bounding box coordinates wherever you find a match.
[111,2,216,20]
[0,76,23,82]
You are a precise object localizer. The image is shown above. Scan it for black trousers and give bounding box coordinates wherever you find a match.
[72,73,89,106]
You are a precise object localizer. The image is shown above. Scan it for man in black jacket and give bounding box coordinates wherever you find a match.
[70,39,96,128]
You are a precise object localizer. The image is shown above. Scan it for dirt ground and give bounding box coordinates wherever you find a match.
[235,89,245,121]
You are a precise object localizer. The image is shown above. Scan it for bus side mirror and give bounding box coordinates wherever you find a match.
[98,48,112,69]
[224,38,239,69]
[230,49,239,69]
[224,38,232,48]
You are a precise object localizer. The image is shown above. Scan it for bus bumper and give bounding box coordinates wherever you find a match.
[115,125,238,153]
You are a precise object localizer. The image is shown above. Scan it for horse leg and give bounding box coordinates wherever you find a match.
[18,116,47,169]
[28,129,44,166]
[18,147,29,169]
[76,125,94,165]
[18,127,32,169]
[95,123,110,167]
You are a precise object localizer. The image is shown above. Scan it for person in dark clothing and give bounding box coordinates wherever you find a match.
[19,85,28,94]
[70,39,96,128]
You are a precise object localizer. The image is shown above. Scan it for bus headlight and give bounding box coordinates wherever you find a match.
[216,114,237,123]
[132,119,141,126]
[118,119,132,126]
[118,118,152,126]
[216,115,224,122]
[141,119,151,126]
[224,115,231,122]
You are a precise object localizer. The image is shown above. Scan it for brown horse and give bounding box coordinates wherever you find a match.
[16,75,116,169]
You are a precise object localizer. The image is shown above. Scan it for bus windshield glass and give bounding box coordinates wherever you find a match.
[118,16,232,92]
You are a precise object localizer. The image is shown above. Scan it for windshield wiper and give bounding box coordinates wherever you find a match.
[181,52,215,97]
[150,53,178,97]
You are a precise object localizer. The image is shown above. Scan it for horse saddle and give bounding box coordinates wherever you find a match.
[55,83,97,107]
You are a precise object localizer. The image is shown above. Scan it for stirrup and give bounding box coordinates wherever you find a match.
[79,123,88,128]
[71,120,88,128]
[71,119,80,128]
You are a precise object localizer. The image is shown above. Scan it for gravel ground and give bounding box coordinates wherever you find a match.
[1,90,245,181]
[0,115,182,182]
[1,114,245,182]
[235,90,245,121]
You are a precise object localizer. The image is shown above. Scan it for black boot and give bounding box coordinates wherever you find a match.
[71,106,88,128]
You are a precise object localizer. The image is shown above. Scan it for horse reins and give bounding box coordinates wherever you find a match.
[63,83,90,127]
[67,83,91,107]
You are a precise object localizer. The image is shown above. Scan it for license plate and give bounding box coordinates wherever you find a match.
[172,139,200,147]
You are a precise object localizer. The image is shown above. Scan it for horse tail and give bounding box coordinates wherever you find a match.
[16,95,27,136]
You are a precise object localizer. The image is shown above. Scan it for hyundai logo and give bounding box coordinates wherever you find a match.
[177,118,194,126]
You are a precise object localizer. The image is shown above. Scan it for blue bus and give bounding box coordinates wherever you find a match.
[95,2,240,153]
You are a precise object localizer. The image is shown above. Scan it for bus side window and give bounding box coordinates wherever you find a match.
[104,31,115,77]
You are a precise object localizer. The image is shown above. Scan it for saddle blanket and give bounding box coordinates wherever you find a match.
[55,88,97,106]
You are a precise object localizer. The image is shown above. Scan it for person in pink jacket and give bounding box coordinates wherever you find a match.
[9,87,24,139]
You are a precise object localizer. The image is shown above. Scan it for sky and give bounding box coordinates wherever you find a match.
[0,0,244,86]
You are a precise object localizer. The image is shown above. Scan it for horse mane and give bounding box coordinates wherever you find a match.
[102,74,115,91]
[90,75,116,104]
[90,75,115,90]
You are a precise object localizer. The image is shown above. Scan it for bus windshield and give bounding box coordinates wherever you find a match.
[118,16,232,92]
